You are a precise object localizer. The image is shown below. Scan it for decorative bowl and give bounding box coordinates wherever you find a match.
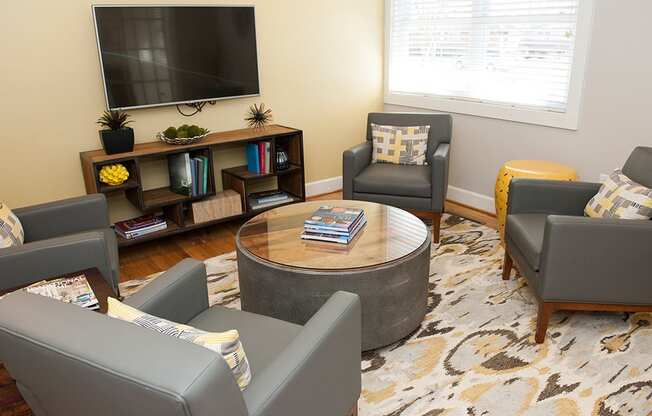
[157,131,210,145]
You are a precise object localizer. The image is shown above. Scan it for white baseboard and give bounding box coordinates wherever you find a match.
[306,176,343,197]
[447,185,495,214]
[305,175,495,214]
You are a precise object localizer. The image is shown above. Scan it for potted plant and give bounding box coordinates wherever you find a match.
[96,110,134,154]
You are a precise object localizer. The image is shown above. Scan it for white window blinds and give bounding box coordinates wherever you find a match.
[387,0,581,112]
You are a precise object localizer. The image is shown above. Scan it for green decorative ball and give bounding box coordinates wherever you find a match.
[187,125,202,137]
[163,126,177,139]
[177,129,189,138]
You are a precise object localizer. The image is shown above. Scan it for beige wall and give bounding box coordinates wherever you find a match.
[0,0,384,220]
[388,1,652,212]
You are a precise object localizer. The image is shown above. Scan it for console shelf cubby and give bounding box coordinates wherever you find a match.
[80,125,305,247]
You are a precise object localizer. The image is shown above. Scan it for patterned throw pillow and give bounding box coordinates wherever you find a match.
[107,297,252,390]
[0,202,24,248]
[585,170,652,219]
[371,124,430,165]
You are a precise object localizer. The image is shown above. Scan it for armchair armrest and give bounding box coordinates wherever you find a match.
[244,291,361,416]
[431,143,450,212]
[539,215,652,305]
[124,258,209,324]
[343,142,372,199]
[507,179,601,216]
[14,194,110,242]
[0,292,248,416]
[0,230,118,293]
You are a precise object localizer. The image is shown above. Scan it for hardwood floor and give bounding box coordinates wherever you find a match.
[119,191,497,281]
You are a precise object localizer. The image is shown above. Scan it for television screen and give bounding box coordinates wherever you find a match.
[93,6,260,110]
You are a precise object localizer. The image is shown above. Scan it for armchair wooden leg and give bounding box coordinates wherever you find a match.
[535,302,555,344]
[432,212,442,243]
[502,252,513,280]
[350,400,359,416]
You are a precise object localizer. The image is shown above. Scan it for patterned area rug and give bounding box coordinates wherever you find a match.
[120,215,652,415]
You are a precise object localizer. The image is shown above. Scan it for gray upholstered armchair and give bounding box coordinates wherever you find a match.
[0,259,362,416]
[0,194,119,294]
[502,147,652,343]
[343,112,452,242]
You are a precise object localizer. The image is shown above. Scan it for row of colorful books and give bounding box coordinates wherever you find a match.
[301,206,366,244]
[169,152,210,197]
[115,214,167,240]
[248,190,294,210]
[246,141,272,174]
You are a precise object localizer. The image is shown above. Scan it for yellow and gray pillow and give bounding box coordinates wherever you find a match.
[585,170,652,219]
[371,123,429,165]
[0,202,24,249]
[107,297,251,390]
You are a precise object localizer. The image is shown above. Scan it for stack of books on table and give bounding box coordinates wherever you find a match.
[115,214,167,240]
[248,190,294,210]
[24,275,99,310]
[301,206,366,244]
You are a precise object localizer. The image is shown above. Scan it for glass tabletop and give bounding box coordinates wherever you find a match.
[237,200,429,270]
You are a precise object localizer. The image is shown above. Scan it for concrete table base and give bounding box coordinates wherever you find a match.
[236,236,431,351]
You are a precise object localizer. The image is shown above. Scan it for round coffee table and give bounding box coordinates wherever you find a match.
[235,200,431,350]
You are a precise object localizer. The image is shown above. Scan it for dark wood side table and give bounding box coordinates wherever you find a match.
[0,268,117,416]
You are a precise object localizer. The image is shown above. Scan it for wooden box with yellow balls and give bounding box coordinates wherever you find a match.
[99,163,130,186]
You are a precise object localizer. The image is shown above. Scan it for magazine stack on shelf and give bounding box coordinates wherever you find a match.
[114,214,167,240]
[301,206,366,244]
[24,275,99,310]
[248,190,294,210]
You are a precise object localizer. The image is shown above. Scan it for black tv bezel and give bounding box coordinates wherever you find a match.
[92,4,261,111]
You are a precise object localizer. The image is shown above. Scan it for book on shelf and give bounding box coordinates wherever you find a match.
[196,157,203,197]
[246,141,272,175]
[246,143,259,174]
[200,155,209,194]
[190,158,198,197]
[169,152,210,197]
[264,142,271,174]
[191,156,207,197]
[23,275,99,310]
[115,214,167,239]
[168,152,192,196]
[258,142,266,173]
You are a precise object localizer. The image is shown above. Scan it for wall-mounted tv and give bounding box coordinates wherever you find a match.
[93,5,260,110]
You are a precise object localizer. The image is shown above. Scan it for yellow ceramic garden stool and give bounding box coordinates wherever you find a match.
[495,160,577,241]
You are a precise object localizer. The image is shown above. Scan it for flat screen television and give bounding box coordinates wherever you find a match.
[93,5,260,110]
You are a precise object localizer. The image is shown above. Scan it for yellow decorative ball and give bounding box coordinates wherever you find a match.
[99,164,130,186]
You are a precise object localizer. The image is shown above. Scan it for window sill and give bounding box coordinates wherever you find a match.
[385,93,579,130]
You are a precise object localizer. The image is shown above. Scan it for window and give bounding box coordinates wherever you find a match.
[385,0,594,129]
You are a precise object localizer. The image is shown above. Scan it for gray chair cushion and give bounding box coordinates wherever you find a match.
[506,214,547,271]
[189,305,301,376]
[622,146,652,189]
[353,163,431,198]
[366,112,452,165]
